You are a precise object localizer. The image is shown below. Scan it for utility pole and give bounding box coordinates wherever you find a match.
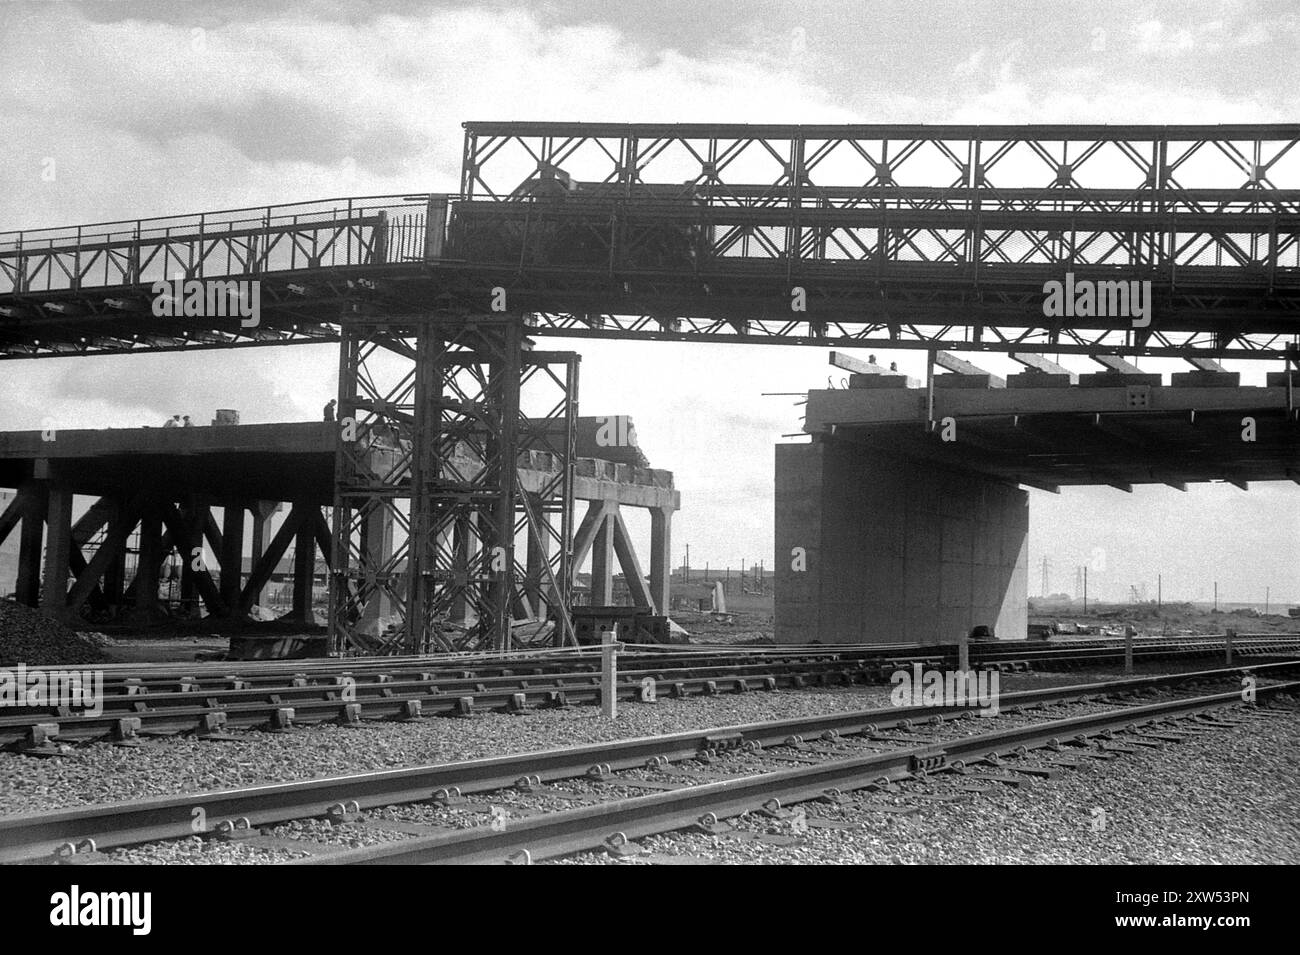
[1266,587,1270,615]
[1157,574,1162,610]
[1214,581,1218,612]
[1083,565,1088,613]
[1040,555,1050,598]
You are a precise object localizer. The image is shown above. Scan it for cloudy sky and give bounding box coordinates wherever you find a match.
[1,0,1297,604]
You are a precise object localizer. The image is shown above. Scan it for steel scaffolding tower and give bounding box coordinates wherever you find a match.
[329,315,578,654]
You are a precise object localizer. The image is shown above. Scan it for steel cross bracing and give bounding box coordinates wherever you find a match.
[453,121,1300,355]
[329,316,578,654]
[0,123,1298,359]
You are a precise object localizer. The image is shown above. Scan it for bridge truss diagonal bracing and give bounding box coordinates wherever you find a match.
[330,316,578,655]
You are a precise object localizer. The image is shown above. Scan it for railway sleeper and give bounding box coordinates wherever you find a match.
[193,712,236,741]
[18,721,68,757]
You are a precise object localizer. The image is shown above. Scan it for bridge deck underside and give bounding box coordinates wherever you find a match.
[0,423,677,508]
[807,387,1300,489]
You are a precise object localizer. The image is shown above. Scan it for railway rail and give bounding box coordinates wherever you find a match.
[4,634,1298,751]
[2,662,1296,865]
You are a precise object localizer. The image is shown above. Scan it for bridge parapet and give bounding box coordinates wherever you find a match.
[0,194,441,296]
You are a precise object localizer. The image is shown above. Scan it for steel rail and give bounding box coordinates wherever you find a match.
[2,663,1293,864]
[294,680,1300,865]
[5,637,1295,747]
[23,631,1300,683]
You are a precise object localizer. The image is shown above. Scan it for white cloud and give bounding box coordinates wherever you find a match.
[1,2,1298,574]
[1132,18,1223,56]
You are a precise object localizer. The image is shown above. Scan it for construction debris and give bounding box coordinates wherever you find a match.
[0,599,113,666]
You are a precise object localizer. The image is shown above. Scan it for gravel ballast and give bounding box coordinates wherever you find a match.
[0,666,1278,817]
[1,667,1295,865]
[555,702,1300,865]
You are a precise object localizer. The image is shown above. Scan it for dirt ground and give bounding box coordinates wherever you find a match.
[1028,600,1300,637]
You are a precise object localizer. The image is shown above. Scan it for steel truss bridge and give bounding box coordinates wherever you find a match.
[1,122,1298,654]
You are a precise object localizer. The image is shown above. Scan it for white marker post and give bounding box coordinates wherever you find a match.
[601,625,619,718]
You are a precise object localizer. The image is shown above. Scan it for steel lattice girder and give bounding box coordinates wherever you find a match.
[2,125,1299,357]
[452,121,1300,340]
[329,316,578,655]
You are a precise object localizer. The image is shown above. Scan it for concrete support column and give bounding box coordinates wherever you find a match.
[649,506,673,615]
[524,493,546,617]
[177,503,208,614]
[590,507,615,605]
[220,504,245,609]
[775,442,825,644]
[102,518,128,608]
[135,508,163,615]
[40,485,74,616]
[292,510,315,626]
[358,505,395,633]
[451,513,475,624]
[247,501,277,607]
[15,481,47,607]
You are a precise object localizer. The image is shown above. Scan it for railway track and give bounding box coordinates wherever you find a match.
[4,634,1297,751]
[3,661,1296,865]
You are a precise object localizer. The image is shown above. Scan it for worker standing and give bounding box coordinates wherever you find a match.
[182,415,194,428]
[163,415,181,428]
[323,398,337,422]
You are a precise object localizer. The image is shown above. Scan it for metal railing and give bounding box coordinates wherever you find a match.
[0,194,448,295]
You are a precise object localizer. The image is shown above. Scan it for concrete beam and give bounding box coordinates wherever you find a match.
[1185,357,1226,371]
[1016,477,1061,494]
[935,351,1006,388]
[1090,354,1145,374]
[830,351,886,375]
[1010,352,1073,376]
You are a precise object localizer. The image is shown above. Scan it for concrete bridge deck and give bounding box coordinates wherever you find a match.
[778,371,1300,647]
[0,422,678,632]
[802,374,1300,491]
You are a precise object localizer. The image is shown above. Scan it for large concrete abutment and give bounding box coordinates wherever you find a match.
[775,437,1028,645]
